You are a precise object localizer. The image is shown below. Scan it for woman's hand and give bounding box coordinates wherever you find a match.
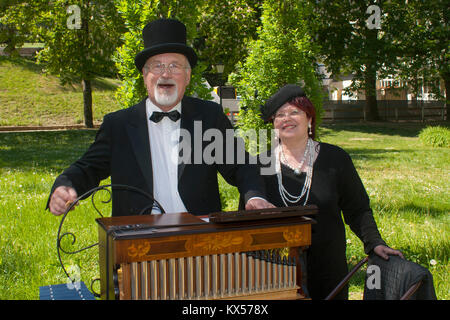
[373,245,404,260]
[245,198,276,210]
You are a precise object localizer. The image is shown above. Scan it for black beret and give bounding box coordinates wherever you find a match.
[260,84,306,122]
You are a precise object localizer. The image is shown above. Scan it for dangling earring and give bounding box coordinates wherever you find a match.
[308,123,312,136]
[274,128,280,139]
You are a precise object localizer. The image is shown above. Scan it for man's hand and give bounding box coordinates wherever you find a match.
[49,186,78,216]
[245,198,276,210]
[373,245,404,260]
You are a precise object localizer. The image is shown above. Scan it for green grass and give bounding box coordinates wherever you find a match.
[0,56,121,126]
[0,123,448,300]
[0,131,106,299]
[319,123,449,299]
[0,57,448,300]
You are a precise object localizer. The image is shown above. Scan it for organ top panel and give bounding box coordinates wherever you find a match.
[97,206,317,241]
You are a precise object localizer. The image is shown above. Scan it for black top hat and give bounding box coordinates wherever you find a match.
[134,18,198,72]
[260,84,306,122]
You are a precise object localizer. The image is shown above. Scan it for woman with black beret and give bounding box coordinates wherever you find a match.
[259,84,403,299]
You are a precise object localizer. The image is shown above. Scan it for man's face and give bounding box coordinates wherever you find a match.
[143,52,191,111]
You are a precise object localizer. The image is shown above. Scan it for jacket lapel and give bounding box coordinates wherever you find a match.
[178,96,202,180]
[125,99,154,195]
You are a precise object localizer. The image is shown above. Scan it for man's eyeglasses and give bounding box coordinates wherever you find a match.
[144,62,188,75]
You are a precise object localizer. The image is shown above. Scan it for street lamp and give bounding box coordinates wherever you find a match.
[215,63,225,75]
[214,63,225,107]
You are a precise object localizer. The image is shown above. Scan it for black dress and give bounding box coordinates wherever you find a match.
[261,142,386,299]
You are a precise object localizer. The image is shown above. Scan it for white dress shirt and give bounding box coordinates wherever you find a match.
[145,98,187,214]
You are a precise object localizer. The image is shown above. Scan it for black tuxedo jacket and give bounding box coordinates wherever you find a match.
[48,96,265,216]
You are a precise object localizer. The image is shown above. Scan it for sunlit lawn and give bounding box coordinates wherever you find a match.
[0,123,448,299]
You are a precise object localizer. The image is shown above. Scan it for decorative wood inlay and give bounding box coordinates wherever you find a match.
[114,224,310,264]
[192,234,244,250]
[283,229,303,243]
[127,241,150,258]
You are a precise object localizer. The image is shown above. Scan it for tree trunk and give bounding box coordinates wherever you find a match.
[442,5,449,122]
[445,74,449,122]
[364,67,380,121]
[82,79,93,128]
[80,4,93,128]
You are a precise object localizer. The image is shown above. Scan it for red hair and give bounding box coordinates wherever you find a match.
[287,96,317,139]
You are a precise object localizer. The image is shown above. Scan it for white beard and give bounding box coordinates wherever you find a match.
[154,79,179,107]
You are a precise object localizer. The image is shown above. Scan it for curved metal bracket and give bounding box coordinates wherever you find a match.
[56,184,165,298]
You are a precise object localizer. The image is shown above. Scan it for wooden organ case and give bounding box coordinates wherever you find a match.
[96,207,316,300]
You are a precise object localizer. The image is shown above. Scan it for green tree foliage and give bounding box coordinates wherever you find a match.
[0,1,43,56]
[309,0,405,121]
[230,0,323,151]
[35,0,124,127]
[114,0,212,109]
[309,0,448,121]
[196,0,262,85]
[389,0,449,121]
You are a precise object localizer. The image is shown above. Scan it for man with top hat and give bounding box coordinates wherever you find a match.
[47,18,273,217]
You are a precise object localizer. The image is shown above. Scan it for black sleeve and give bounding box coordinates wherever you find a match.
[337,150,387,254]
[46,115,112,207]
[213,109,266,204]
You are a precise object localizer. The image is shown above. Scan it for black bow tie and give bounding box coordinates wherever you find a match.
[150,110,181,123]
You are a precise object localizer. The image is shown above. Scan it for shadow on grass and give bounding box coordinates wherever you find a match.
[343,147,403,161]
[0,130,419,174]
[0,130,97,172]
[398,203,450,218]
[320,122,449,138]
[0,130,434,171]
[0,55,43,73]
[0,56,120,92]
[335,146,424,164]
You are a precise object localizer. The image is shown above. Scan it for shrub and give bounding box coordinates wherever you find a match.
[113,0,212,109]
[418,126,450,147]
[229,0,324,152]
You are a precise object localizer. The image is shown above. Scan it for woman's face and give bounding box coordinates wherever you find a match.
[273,102,310,142]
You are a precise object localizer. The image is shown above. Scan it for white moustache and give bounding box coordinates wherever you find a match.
[157,78,177,86]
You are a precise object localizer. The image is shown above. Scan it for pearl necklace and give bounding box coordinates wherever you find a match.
[280,141,309,175]
[276,138,314,206]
